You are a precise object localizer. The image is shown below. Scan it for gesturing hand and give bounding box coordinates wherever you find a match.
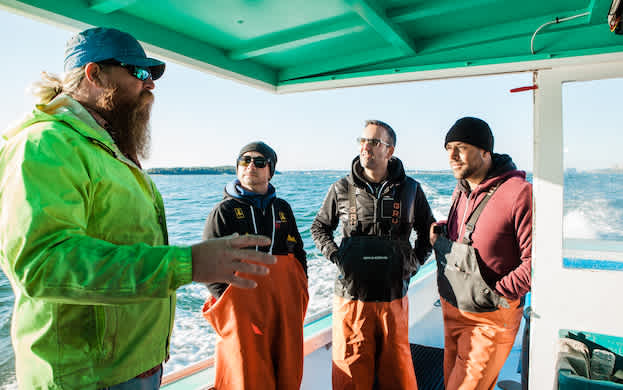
[191,233,277,288]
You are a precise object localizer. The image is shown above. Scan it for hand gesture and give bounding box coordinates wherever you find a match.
[191,233,277,288]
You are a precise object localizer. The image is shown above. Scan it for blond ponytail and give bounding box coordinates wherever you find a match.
[28,67,85,104]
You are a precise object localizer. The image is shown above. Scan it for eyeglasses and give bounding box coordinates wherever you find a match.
[356,137,392,148]
[238,156,269,168]
[98,60,152,81]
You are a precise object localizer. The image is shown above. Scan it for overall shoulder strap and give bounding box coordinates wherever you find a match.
[462,182,502,244]
[387,181,408,238]
[348,181,357,226]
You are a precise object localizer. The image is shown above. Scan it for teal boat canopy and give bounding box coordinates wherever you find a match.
[1,0,622,91]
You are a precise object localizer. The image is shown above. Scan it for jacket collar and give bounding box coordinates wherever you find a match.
[225,179,276,210]
[350,155,406,188]
[457,153,526,195]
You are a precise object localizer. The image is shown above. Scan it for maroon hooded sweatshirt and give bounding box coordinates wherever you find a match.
[446,153,532,300]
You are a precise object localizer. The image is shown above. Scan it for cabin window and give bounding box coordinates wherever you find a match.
[562,78,623,271]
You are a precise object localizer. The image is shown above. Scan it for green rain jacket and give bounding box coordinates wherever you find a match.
[0,95,193,389]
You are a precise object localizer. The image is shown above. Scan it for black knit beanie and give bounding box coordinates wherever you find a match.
[444,117,494,152]
[237,141,278,177]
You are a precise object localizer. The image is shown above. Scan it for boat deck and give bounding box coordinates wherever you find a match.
[407,287,525,390]
[410,343,445,390]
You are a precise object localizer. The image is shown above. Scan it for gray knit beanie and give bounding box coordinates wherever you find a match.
[237,141,277,177]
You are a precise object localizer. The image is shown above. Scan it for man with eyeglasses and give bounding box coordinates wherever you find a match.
[202,141,308,390]
[311,120,435,389]
[0,27,275,389]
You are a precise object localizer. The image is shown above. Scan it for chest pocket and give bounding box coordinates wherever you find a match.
[345,181,413,237]
[337,235,403,301]
[435,236,509,312]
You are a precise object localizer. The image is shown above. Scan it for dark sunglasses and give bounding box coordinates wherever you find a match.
[238,156,269,168]
[98,60,152,81]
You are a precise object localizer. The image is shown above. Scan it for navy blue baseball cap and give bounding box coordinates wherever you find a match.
[64,27,165,80]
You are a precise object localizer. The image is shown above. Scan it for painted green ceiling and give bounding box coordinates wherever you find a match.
[1,0,622,89]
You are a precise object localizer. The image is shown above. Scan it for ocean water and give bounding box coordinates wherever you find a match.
[0,170,622,387]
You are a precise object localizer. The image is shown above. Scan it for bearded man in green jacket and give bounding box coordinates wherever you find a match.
[0,27,275,390]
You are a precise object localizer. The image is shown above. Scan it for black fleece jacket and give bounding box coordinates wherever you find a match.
[311,156,435,300]
[204,180,307,298]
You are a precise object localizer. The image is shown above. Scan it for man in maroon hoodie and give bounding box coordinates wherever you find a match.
[430,117,532,390]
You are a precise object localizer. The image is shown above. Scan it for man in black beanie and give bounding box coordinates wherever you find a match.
[430,117,533,389]
[201,141,309,389]
[445,116,494,153]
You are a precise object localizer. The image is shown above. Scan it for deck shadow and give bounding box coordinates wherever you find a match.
[410,344,445,390]
[372,343,444,390]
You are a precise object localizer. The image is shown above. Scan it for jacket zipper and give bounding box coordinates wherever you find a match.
[249,204,276,254]
[87,137,117,158]
[367,181,388,236]
[87,138,171,359]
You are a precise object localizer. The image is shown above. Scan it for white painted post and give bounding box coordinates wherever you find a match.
[530,60,623,390]
[530,67,565,390]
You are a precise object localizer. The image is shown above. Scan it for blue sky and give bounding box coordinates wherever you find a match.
[0,8,620,171]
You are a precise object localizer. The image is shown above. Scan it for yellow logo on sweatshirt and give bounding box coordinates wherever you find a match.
[234,208,245,219]
[287,234,297,243]
[279,211,287,222]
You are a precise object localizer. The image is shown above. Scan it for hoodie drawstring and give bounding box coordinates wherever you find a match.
[249,205,275,255]
[250,207,259,251]
[269,204,275,255]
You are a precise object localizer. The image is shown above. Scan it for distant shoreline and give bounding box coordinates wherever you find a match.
[145,167,449,175]
[145,167,622,175]
[146,166,287,175]
[146,166,235,175]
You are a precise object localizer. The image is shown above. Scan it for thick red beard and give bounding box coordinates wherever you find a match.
[97,86,154,162]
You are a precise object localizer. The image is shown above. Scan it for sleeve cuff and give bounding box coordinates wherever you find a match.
[173,246,193,288]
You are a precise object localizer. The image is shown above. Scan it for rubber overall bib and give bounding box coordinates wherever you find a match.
[332,184,418,390]
[434,184,522,390]
[203,253,309,390]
